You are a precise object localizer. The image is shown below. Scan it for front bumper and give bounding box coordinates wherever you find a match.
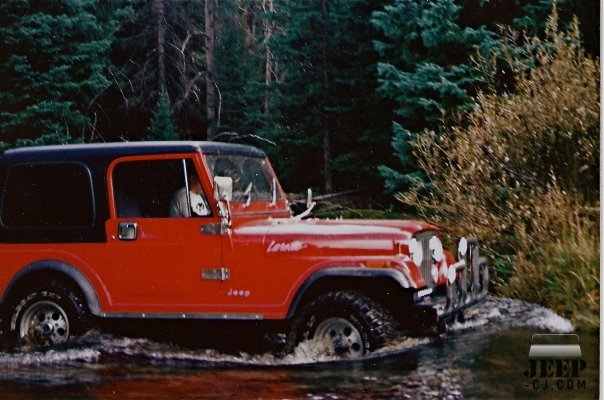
[414,237,489,321]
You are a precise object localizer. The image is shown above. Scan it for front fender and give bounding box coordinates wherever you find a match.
[286,267,410,319]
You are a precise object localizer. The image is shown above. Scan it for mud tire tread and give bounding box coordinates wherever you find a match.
[1,279,89,350]
[286,291,397,355]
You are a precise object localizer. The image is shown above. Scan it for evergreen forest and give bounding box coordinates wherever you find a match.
[0,0,598,193]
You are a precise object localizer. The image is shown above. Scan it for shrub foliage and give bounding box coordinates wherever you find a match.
[402,10,599,327]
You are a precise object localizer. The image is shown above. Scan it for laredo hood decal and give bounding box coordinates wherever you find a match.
[234,218,436,257]
[267,240,307,253]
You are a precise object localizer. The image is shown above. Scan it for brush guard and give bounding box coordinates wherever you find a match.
[413,237,489,321]
[442,237,489,318]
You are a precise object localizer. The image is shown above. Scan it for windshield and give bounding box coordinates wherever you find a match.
[205,154,282,202]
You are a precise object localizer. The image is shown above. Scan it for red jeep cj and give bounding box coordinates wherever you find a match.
[0,142,488,356]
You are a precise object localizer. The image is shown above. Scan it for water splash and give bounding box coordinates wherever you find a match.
[448,297,574,333]
[0,347,100,366]
[0,297,574,377]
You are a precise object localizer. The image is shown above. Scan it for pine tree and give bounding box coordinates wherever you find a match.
[105,0,282,144]
[373,0,599,195]
[146,93,178,140]
[269,0,391,193]
[372,0,494,193]
[211,0,270,138]
[0,0,127,144]
[205,0,218,140]
[106,0,205,140]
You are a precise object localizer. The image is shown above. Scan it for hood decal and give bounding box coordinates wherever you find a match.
[267,240,307,253]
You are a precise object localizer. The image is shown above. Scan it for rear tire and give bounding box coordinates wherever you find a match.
[286,291,396,357]
[1,280,89,350]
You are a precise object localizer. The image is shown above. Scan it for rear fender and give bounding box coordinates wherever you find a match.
[0,260,102,316]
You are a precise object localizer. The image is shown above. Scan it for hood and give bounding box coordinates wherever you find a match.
[234,218,438,257]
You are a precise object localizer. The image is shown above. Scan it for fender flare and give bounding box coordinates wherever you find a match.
[0,259,102,316]
[286,267,410,319]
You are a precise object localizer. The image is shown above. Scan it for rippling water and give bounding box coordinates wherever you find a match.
[0,297,598,399]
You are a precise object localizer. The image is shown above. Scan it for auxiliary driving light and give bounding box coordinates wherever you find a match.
[458,237,468,257]
[447,265,457,284]
[429,235,444,262]
[431,265,439,283]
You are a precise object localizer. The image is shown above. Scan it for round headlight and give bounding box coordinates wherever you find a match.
[409,238,423,266]
[412,247,423,266]
[458,237,468,257]
[409,238,418,254]
[429,236,444,262]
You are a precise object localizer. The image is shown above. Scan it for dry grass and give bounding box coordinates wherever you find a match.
[502,202,599,329]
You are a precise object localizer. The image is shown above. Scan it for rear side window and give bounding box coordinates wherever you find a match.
[2,164,94,227]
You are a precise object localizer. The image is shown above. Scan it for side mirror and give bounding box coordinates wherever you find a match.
[213,176,233,233]
[213,176,233,202]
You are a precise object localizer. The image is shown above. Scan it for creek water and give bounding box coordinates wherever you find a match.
[0,297,598,399]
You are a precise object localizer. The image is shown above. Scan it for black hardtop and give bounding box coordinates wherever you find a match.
[0,141,266,244]
[2,141,265,165]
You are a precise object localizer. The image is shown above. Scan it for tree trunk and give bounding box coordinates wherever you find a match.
[321,0,332,193]
[263,0,274,116]
[205,0,217,140]
[153,0,167,95]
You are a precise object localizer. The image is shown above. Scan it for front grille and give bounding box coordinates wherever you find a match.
[415,230,437,288]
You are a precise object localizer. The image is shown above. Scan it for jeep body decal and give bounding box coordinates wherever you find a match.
[267,240,307,253]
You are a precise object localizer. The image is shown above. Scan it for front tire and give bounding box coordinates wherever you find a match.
[287,291,396,357]
[2,280,89,350]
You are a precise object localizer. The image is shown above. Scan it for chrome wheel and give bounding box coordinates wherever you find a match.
[287,292,396,357]
[313,317,364,357]
[19,300,70,346]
